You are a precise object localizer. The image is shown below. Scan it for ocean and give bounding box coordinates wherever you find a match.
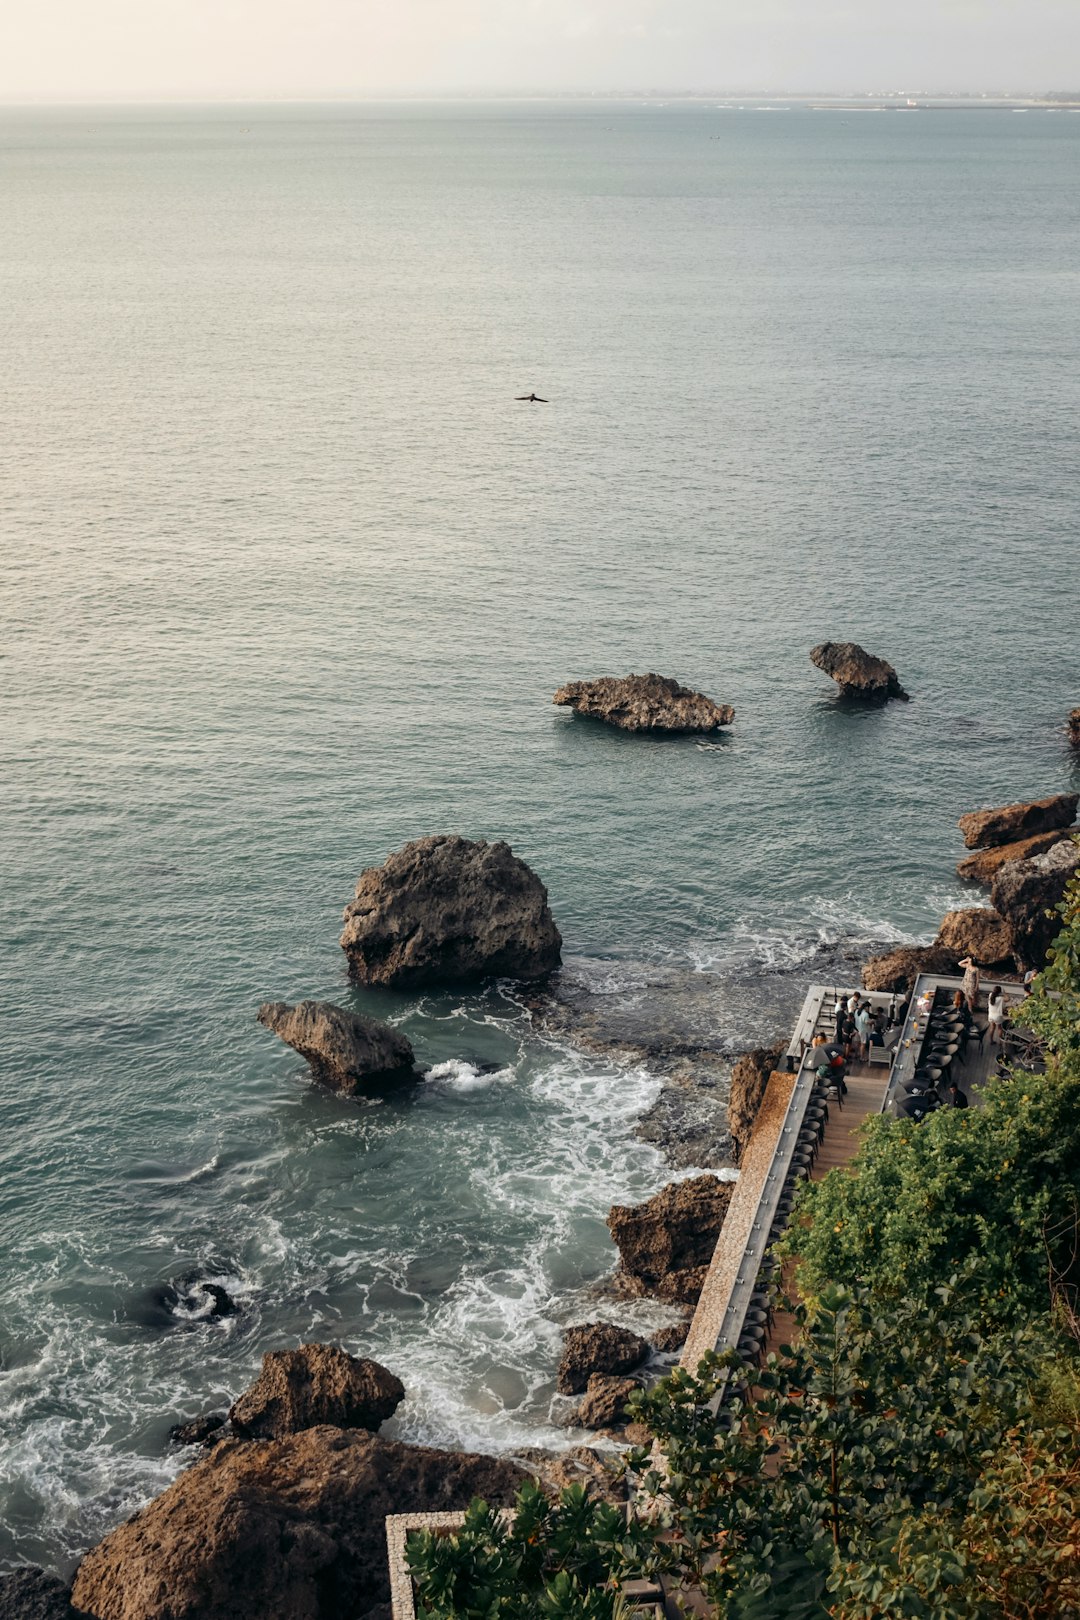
[1,98,1078,1573]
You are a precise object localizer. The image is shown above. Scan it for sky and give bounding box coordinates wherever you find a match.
[1,0,1078,102]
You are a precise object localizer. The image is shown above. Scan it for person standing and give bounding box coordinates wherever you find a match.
[987,985,1006,1045]
[853,1001,872,1061]
[958,956,980,1015]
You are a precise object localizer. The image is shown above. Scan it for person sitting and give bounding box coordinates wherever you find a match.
[867,1019,886,1051]
[809,1032,848,1095]
[916,988,934,1018]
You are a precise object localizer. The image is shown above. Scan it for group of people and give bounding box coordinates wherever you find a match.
[805,990,899,1094]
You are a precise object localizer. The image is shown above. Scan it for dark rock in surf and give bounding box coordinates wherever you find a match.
[340,835,561,989]
[809,642,908,702]
[142,1274,239,1330]
[861,942,960,996]
[728,1044,784,1164]
[990,838,1080,970]
[553,673,734,733]
[71,1428,526,1620]
[229,1344,405,1440]
[256,999,414,1092]
[571,1374,639,1431]
[0,1568,87,1620]
[957,829,1072,884]
[169,1412,230,1449]
[607,1175,733,1306]
[1069,708,1080,747]
[556,1323,650,1395]
[651,1322,689,1354]
[957,792,1078,851]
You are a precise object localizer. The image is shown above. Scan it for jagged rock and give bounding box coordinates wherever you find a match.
[728,1045,783,1164]
[169,1412,230,1448]
[229,1345,405,1440]
[607,1175,733,1305]
[861,942,959,995]
[556,1323,650,1395]
[552,673,734,734]
[1069,709,1080,747]
[256,1000,414,1092]
[991,839,1080,970]
[957,829,1071,884]
[0,1569,85,1620]
[340,836,561,989]
[510,1446,624,1504]
[936,908,1014,969]
[71,1428,525,1620]
[650,1323,689,1354]
[957,793,1078,851]
[572,1375,638,1430]
[809,642,908,702]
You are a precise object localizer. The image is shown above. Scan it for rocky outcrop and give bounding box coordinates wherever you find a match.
[809,642,908,702]
[256,1001,414,1092]
[552,673,734,733]
[572,1375,638,1430]
[229,1345,405,1440]
[0,1569,85,1620]
[861,942,960,995]
[340,836,561,989]
[728,1045,783,1164]
[991,839,1080,970]
[556,1323,649,1395]
[936,908,1014,969]
[71,1427,525,1620]
[1069,709,1080,747]
[957,793,1078,851]
[957,829,1071,884]
[169,1412,229,1448]
[651,1322,689,1354]
[607,1175,733,1305]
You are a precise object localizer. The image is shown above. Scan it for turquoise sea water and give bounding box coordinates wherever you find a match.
[2,101,1079,1573]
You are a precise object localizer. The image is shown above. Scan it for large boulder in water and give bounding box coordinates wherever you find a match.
[728,1045,783,1164]
[340,835,562,989]
[957,829,1072,884]
[991,838,1080,970]
[556,1323,650,1395]
[607,1175,733,1305]
[552,673,734,733]
[809,642,908,702]
[256,1000,414,1092]
[229,1344,404,1440]
[957,792,1078,851]
[936,908,1014,969]
[71,1427,525,1620]
[0,1569,86,1620]
[861,942,959,995]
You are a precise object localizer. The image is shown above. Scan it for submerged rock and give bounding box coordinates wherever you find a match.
[556,1323,650,1395]
[936,908,1014,969]
[728,1045,783,1164]
[957,792,1078,851]
[607,1175,733,1306]
[809,642,908,702]
[0,1568,86,1620]
[957,829,1071,884]
[71,1427,525,1620]
[256,1000,414,1092]
[553,673,734,733]
[861,942,959,995]
[340,835,562,989]
[572,1374,639,1431]
[991,838,1080,970]
[229,1344,405,1440]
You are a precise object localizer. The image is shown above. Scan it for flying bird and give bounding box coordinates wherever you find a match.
[515,393,549,403]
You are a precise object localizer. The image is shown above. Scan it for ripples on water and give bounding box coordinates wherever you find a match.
[2,101,1079,1572]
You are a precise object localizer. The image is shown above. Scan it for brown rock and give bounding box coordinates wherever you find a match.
[71,1427,525,1620]
[340,835,561,989]
[650,1323,689,1354]
[510,1446,624,1504]
[556,1323,649,1395]
[956,829,1071,883]
[990,838,1080,971]
[861,942,959,996]
[256,1001,414,1092]
[552,673,734,733]
[1069,709,1080,747]
[229,1345,404,1440]
[607,1175,733,1305]
[0,1569,86,1620]
[809,642,908,701]
[936,908,1014,969]
[728,1045,783,1164]
[572,1375,639,1430]
[957,793,1078,850]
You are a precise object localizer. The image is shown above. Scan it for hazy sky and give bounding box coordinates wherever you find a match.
[2,0,1077,101]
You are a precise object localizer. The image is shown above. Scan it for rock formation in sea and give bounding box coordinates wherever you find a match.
[650,1322,689,1354]
[340,835,562,989]
[1069,708,1080,747]
[556,1323,650,1395]
[957,792,1079,851]
[256,1000,415,1092]
[957,828,1073,884]
[229,1344,405,1440]
[571,1374,639,1431]
[861,942,960,995]
[990,838,1080,970]
[607,1175,733,1305]
[71,1427,526,1620]
[552,673,734,733]
[728,1045,784,1163]
[169,1412,230,1448]
[936,908,1014,969]
[809,642,909,702]
[0,1567,86,1620]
